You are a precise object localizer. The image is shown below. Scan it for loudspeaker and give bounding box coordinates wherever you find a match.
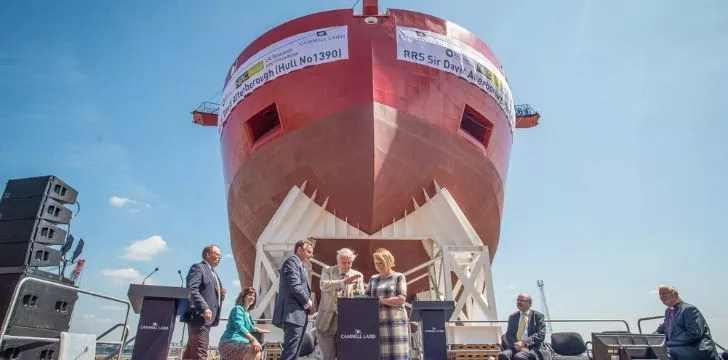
[0,268,78,335]
[1,334,60,360]
[2,176,77,205]
[0,197,72,224]
[0,219,67,246]
[0,242,62,268]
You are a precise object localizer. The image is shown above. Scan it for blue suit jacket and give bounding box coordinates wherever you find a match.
[182,261,223,327]
[272,255,312,328]
[655,302,720,360]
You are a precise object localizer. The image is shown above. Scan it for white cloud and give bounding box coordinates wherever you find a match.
[109,196,135,207]
[108,196,151,211]
[101,268,149,285]
[232,280,241,288]
[649,289,658,294]
[121,235,168,261]
[224,253,234,259]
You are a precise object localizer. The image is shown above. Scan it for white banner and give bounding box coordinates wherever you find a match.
[218,26,349,128]
[396,26,515,131]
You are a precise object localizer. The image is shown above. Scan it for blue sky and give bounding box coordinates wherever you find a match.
[1,0,726,348]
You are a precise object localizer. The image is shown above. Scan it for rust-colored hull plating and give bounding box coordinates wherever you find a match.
[220,8,513,297]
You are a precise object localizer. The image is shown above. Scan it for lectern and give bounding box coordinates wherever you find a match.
[127,284,190,360]
[337,298,380,360]
[411,300,455,360]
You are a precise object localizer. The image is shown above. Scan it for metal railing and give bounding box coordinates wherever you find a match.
[636,315,663,334]
[637,315,726,353]
[515,104,538,118]
[445,318,631,333]
[97,323,130,342]
[193,102,220,115]
[0,276,132,351]
[96,323,132,360]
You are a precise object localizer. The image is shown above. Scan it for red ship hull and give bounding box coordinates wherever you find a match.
[218,8,514,298]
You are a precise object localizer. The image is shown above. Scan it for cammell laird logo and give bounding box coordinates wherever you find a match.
[424,326,444,333]
[140,321,170,331]
[340,328,376,340]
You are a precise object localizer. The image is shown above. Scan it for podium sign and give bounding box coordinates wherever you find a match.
[412,301,455,360]
[133,298,177,360]
[337,298,380,360]
[127,284,190,360]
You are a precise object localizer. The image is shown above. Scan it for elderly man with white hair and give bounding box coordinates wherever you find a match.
[654,284,721,360]
[316,248,364,360]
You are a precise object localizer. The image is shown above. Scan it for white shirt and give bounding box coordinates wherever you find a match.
[203,260,222,307]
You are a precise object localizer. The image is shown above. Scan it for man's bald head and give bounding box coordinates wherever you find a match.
[516,293,532,312]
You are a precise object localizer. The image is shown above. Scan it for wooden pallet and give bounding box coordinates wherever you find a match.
[263,343,281,360]
[447,344,500,360]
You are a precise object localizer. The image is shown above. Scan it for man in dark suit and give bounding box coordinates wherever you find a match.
[654,284,720,360]
[181,244,226,360]
[498,293,552,360]
[273,238,316,360]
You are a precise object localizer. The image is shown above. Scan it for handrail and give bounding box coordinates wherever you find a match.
[547,319,631,333]
[97,323,130,341]
[637,315,726,353]
[0,276,132,349]
[445,318,631,332]
[104,335,137,360]
[636,315,663,334]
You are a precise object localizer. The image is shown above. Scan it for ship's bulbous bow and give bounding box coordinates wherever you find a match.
[218,7,514,322]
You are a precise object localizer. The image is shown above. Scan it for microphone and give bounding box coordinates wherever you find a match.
[177,270,185,287]
[142,267,159,285]
[429,287,446,301]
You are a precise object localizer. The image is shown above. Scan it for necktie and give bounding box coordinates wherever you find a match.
[516,313,527,340]
[211,268,222,306]
[665,308,675,340]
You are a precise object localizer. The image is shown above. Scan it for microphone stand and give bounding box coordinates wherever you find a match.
[142,267,158,285]
[178,270,186,346]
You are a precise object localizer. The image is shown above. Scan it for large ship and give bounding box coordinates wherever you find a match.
[193,0,540,322]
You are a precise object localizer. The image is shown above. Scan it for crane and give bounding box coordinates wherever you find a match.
[536,280,553,336]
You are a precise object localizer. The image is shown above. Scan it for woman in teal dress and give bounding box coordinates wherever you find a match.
[219,287,268,360]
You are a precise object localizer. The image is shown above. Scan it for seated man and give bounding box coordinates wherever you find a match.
[653,284,721,360]
[498,293,552,360]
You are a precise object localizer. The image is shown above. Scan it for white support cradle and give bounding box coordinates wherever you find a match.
[248,181,500,337]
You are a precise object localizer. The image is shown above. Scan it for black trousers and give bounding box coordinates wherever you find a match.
[498,349,538,360]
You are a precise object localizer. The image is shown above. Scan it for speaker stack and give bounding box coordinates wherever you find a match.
[0,176,82,360]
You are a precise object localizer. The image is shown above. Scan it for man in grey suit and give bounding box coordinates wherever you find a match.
[316,248,364,360]
[181,244,226,360]
[498,293,552,360]
[273,238,316,360]
[654,284,720,360]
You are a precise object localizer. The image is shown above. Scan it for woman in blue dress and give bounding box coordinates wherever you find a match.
[219,287,268,360]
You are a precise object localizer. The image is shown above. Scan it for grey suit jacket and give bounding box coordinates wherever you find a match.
[273,255,312,328]
[316,265,364,333]
[182,261,223,327]
[504,310,552,360]
[655,302,720,360]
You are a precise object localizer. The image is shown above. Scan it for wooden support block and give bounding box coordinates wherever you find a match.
[447,343,500,360]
